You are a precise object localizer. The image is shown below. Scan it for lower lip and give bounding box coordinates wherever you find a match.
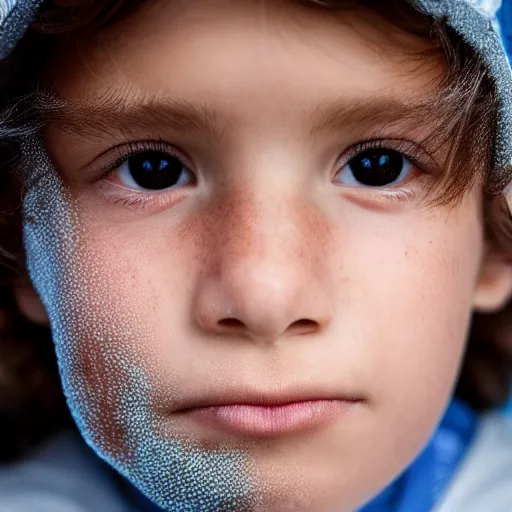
[185,400,354,437]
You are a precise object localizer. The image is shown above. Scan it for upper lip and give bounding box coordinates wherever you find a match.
[174,386,364,412]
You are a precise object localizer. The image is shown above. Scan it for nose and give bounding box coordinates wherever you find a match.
[193,193,333,345]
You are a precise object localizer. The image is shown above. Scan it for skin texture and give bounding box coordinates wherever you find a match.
[17,0,512,510]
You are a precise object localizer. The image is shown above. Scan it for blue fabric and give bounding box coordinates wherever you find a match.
[504,399,512,415]
[125,480,164,511]
[359,399,477,512]
[0,0,41,59]
[498,0,512,60]
[122,399,477,512]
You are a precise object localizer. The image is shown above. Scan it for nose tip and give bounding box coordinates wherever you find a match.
[194,266,331,345]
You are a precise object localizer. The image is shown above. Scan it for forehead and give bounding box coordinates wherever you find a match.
[45,0,445,117]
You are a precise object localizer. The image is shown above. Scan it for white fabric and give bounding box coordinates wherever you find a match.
[0,0,17,22]
[435,412,512,512]
[466,0,502,17]
[0,430,132,511]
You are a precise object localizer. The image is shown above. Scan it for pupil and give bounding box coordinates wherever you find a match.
[349,149,404,186]
[128,151,184,190]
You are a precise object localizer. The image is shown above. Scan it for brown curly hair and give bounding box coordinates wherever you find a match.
[0,0,511,462]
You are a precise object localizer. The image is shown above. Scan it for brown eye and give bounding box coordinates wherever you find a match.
[337,148,411,187]
[118,151,192,191]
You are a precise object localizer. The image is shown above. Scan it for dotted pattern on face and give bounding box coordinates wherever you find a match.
[20,136,260,512]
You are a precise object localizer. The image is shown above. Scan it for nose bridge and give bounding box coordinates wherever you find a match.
[215,184,311,282]
[194,183,332,343]
[242,198,291,258]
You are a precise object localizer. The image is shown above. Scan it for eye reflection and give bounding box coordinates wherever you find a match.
[337,148,413,188]
[117,150,193,191]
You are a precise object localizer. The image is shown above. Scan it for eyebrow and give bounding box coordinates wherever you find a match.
[44,87,443,142]
[45,88,230,140]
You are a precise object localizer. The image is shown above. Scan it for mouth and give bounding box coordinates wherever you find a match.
[175,389,363,438]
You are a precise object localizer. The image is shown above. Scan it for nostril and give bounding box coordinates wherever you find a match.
[218,318,245,329]
[288,319,319,335]
[215,318,319,337]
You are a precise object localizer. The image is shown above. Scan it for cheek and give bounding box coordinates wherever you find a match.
[344,199,482,459]
[22,167,258,511]
[380,217,479,390]
[23,174,154,456]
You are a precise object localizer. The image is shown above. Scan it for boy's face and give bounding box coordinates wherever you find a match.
[20,0,512,510]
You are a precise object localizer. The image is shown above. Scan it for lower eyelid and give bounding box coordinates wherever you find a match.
[336,165,428,201]
[339,185,420,210]
[96,181,192,212]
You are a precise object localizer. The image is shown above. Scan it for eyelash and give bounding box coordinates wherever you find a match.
[93,138,436,210]
[95,139,191,209]
[340,139,436,174]
[98,139,184,178]
[336,138,437,202]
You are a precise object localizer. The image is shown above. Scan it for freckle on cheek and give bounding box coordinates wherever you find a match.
[20,139,261,511]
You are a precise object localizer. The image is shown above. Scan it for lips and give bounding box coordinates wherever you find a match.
[174,385,364,411]
[174,387,364,437]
